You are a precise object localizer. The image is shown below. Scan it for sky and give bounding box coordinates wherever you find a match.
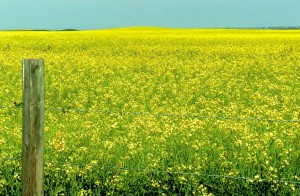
[0,0,299,30]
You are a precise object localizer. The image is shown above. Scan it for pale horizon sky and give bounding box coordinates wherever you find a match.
[0,0,299,30]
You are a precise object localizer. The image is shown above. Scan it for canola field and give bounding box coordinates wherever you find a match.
[0,28,300,195]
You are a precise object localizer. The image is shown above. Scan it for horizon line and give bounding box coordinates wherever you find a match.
[1,25,300,31]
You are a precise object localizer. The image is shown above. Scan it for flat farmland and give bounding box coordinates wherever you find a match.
[0,28,300,195]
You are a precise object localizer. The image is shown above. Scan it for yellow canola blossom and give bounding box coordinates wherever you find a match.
[0,28,299,194]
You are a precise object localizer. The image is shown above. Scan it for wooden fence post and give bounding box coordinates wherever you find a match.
[22,59,45,196]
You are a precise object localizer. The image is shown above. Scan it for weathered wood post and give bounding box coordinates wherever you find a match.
[22,59,44,196]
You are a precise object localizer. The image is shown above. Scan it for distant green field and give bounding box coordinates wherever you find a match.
[0,28,300,195]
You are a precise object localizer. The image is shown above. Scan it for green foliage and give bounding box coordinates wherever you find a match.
[0,29,300,195]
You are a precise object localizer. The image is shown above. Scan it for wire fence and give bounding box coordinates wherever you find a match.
[0,105,20,109]
[2,157,300,185]
[1,105,300,123]
[1,103,300,188]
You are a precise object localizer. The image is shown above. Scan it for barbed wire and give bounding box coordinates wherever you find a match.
[45,160,300,185]
[2,158,300,185]
[1,157,21,162]
[2,104,300,185]
[1,105,300,123]
[0,105,20,109]
[47,106,300,123]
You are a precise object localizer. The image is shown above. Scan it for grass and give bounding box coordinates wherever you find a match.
[0,28,300,195]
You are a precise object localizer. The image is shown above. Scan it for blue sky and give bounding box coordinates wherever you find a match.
[0,0,299,30]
